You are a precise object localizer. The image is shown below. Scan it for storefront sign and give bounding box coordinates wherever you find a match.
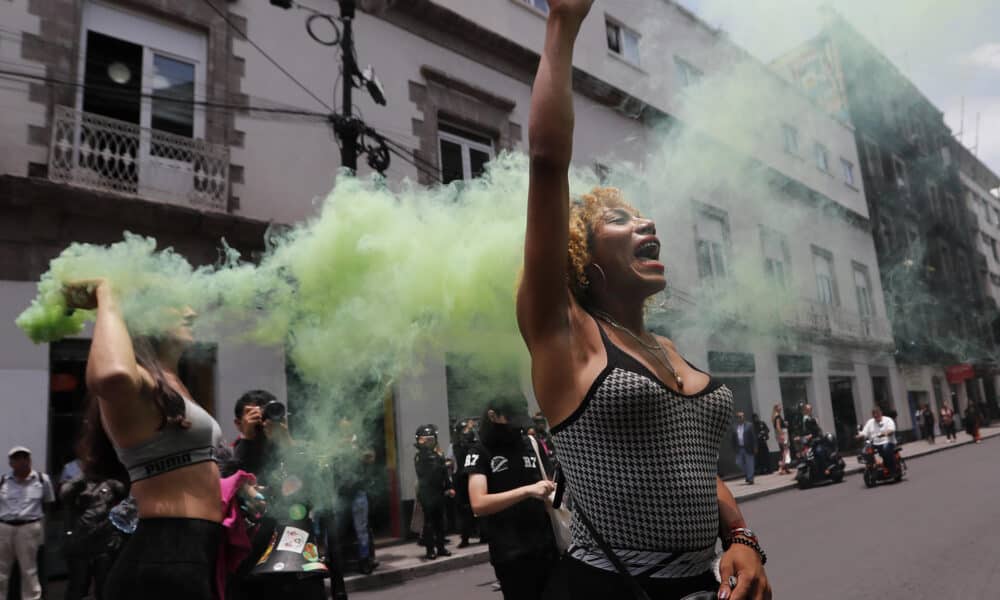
[708,351,756,373]
[945,364,975,383]
[778,354,813,373]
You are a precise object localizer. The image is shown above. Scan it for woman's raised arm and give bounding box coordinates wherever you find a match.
[516,0,593,347]
[66,280,144,409]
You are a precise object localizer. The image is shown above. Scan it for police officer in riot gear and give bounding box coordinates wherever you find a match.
[414,425,455,559]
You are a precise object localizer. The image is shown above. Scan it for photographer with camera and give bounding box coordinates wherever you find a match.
[228,390,346,600]
[414,425,455,560]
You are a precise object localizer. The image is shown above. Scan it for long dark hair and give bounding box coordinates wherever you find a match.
[131,335,190,429]
[76,395,129,483]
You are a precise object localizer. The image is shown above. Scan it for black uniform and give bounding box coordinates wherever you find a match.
[415,448,452,556]
[465,437,557,600]
[452,431,478,545]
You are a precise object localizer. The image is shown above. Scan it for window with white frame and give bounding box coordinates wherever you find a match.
[988,235,999,263]
[675,57,703,88]
[890,154,907,189]
[438,123,494,184]
[696,211,728,280]
[841,158,855,186]
[862,136,882,178]
[80,3,205,142]
[814,143,830,172]
[782,124,799,155]
[878,215,894,249]
[853,264,874,317]
[994,206,1000,225]
[812,248,837,306]
[927,182,940,215]
[761,228,789,288]
[605,18,640,65]
[517,0,548,14]
[982,197,993,224]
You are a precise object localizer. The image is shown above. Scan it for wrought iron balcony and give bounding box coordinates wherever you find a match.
[784,299,893,346]
[48,106,229,210]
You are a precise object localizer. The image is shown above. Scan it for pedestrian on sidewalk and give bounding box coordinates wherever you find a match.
[964,404,983,443]
[732,412,757,484]
[920,404,935,444]
[772,405,792,475]
[1,446,55,600]
[414,425,454,560]
[940,403,957,442]
[753,414,772,475]
[60,404,129,600]
[913,406,924,441]
[466,398,557,600]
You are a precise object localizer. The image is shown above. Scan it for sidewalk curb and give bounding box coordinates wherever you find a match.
[346,430,998,592]
[736,429,999,503]
[344,547,491,593]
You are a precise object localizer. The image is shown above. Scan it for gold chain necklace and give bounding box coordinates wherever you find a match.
[591,310,684,389]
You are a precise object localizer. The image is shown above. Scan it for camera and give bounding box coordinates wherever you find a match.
[262,400,286,422]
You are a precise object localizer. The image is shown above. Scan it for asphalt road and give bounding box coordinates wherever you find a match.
[353,436,1000,599]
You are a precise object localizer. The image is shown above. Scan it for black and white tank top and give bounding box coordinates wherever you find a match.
[551,319,733,578]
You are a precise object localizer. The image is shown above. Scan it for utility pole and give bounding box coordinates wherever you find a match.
[337,0,358,171]
[270,0,389,174]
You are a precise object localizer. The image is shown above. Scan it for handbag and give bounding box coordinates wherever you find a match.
[528,435,572,552]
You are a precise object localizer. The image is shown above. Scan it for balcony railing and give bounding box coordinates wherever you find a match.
[784,299,893,345]
[49,106,229,210]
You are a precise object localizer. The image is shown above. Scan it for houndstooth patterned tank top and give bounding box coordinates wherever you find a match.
[551,319,733,578]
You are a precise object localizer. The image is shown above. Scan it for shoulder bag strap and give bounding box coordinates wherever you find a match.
[574,503,652,600]
[527,435,549,481]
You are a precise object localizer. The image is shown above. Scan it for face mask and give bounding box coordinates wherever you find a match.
[484,421,521,448]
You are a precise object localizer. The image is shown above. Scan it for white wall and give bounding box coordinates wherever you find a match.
[0,282,51,471]
[216,339,287,442]
[394,354,450,502]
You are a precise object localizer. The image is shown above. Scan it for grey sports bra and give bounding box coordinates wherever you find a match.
[114,397,223,482]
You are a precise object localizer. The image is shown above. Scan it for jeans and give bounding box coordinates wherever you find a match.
[351,491,372,560]
[736,447,755,482]
[876,443,896,475]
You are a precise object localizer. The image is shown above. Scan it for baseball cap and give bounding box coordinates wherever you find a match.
[7,446,31,458]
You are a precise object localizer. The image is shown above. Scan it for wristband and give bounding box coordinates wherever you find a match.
[728,536,767,565]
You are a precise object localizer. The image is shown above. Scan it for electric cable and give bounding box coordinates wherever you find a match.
[199,0,335,113]
[0,68,331,119]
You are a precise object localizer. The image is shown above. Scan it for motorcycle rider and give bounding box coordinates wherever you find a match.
[857,406,897,475]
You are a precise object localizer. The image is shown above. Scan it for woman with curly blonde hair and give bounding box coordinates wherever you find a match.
[516,2,771,599]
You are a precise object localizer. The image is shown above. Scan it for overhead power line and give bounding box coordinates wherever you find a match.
[199,0,335,113]
[0,68,330,119]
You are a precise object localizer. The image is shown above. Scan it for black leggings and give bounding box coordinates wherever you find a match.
[103,518,221,600]
[564,558,717,600]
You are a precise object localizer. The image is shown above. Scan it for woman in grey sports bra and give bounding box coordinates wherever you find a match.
[517,2,771,599]
[65,278,224,600]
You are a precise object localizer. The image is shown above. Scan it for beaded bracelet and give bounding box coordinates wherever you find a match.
[729,536,767,565]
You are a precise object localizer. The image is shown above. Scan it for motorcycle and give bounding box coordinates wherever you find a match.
[794,432,846,489]
[857,439,906,487]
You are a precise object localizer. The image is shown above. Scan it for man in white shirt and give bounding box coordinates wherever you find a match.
[0,446,55,600]
[857,407,897,475]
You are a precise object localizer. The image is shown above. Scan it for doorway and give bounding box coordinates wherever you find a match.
[779,377,810,438]
[829,377,858,451]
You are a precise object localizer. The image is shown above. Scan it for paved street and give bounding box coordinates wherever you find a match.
[354,435,1000,599]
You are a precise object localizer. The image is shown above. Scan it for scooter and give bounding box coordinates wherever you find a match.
[858,439,906,487]
[794,433,846,489]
